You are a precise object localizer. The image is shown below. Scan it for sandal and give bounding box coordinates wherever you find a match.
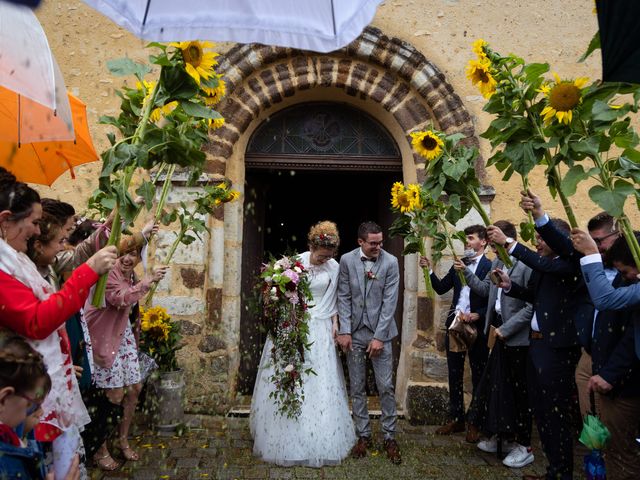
[93,453,120,471]
[118,444,140,462]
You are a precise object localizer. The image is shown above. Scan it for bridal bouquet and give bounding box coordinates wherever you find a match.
[259,255,314,418]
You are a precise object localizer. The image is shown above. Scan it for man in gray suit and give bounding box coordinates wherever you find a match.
[337,221,401,464]
[460,220,535,469]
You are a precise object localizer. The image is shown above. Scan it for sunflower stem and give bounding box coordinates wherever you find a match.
[146,217,188,306]
[547,163,579,228]
[91,205,122,307]
[468,189,512,268]
[418,240,436,299]
[619,216,640,272]
[94,81,160,308]
[438,217,467,286]
[155,163,176,222]
[522,175,537,245]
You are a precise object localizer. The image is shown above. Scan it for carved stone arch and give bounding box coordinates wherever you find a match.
[203,26,489,414]
[205,26,487,184]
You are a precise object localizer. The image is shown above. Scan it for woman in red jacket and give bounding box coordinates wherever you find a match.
[0,167,116,478]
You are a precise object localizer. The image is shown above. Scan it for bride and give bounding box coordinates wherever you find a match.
[250,221,356,467]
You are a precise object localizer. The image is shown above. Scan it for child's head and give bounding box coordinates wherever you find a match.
[0,336,50,429]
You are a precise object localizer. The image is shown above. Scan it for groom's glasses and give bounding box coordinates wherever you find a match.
[364,240,383,247]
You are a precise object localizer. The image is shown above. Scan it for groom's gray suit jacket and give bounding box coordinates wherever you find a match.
[337,248,399,342]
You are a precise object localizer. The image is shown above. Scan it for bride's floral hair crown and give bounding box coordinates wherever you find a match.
[310,233,339,248]
[308,221,340,249]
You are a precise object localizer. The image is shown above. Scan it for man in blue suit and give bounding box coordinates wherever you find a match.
[489,218,584,480]
[420,225,491,442]
[571,229,640,479]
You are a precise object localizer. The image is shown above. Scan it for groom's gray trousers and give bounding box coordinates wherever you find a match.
[347,320,397,440]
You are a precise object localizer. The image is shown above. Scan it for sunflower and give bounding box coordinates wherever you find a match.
[170,41,219,85]
[539,73,589,125]
[215,190,240,206]
[208,117,225,130]
[136,80,155,107]
[202,76,227,106]
[391,183,416,213]
[150,101,178,122]
[391,182,404,200]
[406,184,424,210]
[472,39,488,60]
[466,59,497,99]
[410,130,444,161]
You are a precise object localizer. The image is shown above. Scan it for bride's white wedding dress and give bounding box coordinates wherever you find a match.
[250,251,356,467]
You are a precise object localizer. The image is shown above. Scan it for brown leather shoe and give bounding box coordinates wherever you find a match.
[435,420,465,435]
[465,423,480,443]
[350,436,371,458]
[384,439,402,465]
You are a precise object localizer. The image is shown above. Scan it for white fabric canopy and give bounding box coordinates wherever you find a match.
[82,0,382,52]
[0,2,74,142]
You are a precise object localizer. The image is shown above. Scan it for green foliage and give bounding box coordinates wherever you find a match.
[578,31,600,63]
[106,57,152,80]
[473,39,640,268]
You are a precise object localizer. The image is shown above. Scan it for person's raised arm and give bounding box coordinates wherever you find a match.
[0,246,116,339]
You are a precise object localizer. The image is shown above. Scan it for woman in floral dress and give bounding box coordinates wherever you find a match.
[84,247,167,468]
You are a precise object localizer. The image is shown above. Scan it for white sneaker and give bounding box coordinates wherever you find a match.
[477,436,516,454]
[502,444,534,468]
[477,436,498,453]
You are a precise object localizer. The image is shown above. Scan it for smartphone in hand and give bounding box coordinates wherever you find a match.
[489,270,502,286]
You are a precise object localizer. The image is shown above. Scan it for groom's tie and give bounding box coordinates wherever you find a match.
[361,256,376,262]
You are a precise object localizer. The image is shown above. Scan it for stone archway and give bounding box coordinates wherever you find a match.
[198,26,494,413]
[207,26,486,184]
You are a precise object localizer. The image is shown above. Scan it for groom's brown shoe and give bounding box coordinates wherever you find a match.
[435,420,465,435]
[384,439,402,465]
[350,436,371,458]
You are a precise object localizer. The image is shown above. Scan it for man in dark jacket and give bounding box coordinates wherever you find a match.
[420,224,490,443]
[489,218,584,480]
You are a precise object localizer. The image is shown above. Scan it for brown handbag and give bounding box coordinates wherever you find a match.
[448,312,478,352]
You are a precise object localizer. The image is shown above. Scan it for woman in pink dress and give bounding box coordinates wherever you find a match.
[84,246,167,467]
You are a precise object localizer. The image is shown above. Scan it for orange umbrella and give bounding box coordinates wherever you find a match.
[0,93,99,186]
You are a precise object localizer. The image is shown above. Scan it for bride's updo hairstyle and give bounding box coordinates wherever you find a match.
[0,166,40,221]
[308,221,340,250]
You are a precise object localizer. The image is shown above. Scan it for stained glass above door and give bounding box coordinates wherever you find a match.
[246,102,401,171]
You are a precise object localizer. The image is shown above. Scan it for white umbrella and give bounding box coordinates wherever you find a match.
[81,0,382,53]
[0,1,74,143]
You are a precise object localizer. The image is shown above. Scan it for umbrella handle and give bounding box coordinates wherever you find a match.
[590,389,597,417]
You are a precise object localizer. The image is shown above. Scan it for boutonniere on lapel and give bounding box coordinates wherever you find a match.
[366,270,377,281]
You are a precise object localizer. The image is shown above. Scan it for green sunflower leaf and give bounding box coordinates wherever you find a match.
[106,57,152,80]
[578,31,600,63]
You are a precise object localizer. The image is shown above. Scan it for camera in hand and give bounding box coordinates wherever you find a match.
[461,249,476,266]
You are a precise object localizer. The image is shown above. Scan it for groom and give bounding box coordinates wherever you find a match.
[337,221,401,464]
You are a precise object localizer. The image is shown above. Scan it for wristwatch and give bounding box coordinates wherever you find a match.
[503,237,515,248]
